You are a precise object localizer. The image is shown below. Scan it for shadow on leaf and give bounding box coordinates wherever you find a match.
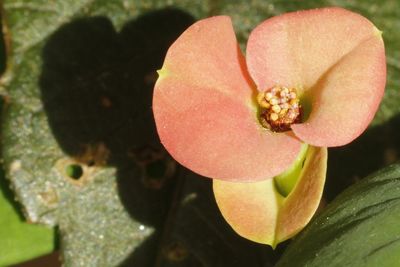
[39,8,277,267]
[39,8,192,266]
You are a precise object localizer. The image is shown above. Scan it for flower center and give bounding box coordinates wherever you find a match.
[257,85,302,132]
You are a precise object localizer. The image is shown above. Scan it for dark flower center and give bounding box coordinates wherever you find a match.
[257,85,302,132]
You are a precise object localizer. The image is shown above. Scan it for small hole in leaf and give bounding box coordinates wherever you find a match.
[146,159,167,179]
[66,164,83,179]
[87,160,95,167]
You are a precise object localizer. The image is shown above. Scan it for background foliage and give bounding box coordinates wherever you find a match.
[0,0,399,266]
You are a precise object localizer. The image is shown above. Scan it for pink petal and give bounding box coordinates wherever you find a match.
[291,36,385,146]
[246,7,386,146]
[153,16,301,181]
[213,178,279,245]
[213,146,327,247]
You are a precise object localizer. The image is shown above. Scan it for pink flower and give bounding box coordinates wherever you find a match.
[153,7,385,182]
[152,7,386,246]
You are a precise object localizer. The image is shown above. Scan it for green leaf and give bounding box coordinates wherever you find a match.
[0,170,55,266]
[276,164,400,267]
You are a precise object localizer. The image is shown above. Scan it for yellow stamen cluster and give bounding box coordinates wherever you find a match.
[257,85,301,132]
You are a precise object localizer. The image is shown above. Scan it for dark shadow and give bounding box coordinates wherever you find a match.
[14,251,61,267]
[40,8,195,267]
[40,7,194,220]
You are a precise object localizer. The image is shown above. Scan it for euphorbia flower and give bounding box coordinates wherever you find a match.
[153,7,386,246]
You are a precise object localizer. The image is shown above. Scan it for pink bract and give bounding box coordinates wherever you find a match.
[153,7,386,182]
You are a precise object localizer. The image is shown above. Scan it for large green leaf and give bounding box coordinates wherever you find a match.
[276,164,400,267]
[1,0,400,266]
